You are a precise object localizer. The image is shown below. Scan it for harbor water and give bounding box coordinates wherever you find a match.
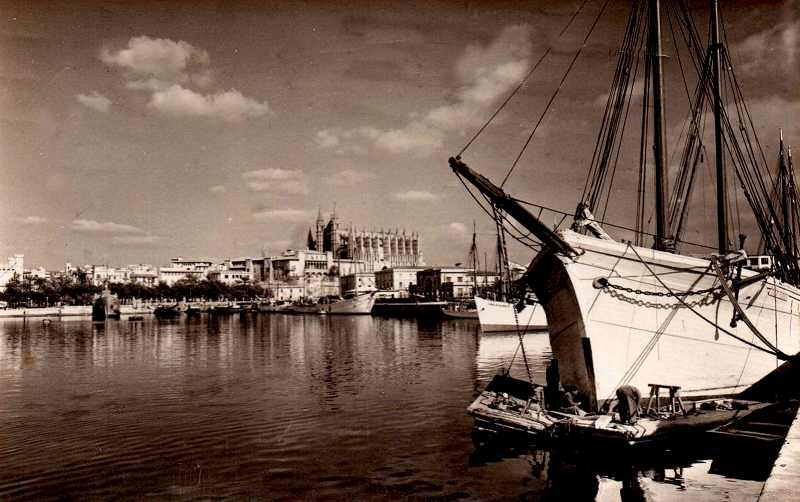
[0,314,770,501]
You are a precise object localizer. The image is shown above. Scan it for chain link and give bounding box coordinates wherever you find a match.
[605,288,718,309]
[601,277,721,297]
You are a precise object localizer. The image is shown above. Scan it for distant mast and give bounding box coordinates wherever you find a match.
[711,0,727,253]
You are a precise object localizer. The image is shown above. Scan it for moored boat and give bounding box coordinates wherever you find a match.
[451,0,800,412]
[474,296,546,332]
[153,304,181,318]
[441,299,479,320]
[370,296,447,318]
[288,302,324,315]
[92,288,121,321]
[468,373,771,448]
[326,292,376,315]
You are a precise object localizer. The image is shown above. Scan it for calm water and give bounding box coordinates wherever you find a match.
[0,314,767,501]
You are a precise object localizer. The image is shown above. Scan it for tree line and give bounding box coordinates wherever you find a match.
[0,274,265,308]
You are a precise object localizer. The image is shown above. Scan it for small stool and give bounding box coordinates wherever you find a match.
[646,384,685,415]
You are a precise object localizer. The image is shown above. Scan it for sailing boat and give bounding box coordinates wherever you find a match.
[443,223,480,319]
[452,0,799,413]
[474,221,547,331]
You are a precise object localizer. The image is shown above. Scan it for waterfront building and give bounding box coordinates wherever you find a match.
[127,264,158,286]
[206,268,253,285]
[417,267,479,299]
[158,258,213,286]
[274,285,304,302]
[374,266,426,294]
[0,254,24,291]
[339,272,376,295]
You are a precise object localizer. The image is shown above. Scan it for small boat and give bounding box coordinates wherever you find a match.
[326,291,376,315]
[441,300,479,320]
[370,296,447,318]
[288,302,324,315]
[153,304,181,318]
[708,400,799,450]
[474,296,546,331]
[129,315,144,321]
[258,300,291,313]
[468,373,770,448]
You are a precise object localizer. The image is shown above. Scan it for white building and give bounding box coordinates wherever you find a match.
[158,258,213,286]
[417,267,479,299]
[374,266,426,294]
[274,285,304,302]
[339,272,376,295]
[207,268,253,285]
[0,254,24,291]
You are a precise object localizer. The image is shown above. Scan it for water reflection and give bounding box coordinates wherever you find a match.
[469,431,772,502]
[0,316,770,501]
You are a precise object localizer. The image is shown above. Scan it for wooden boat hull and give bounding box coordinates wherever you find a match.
[528,230,800,409]
[468,375,773,448]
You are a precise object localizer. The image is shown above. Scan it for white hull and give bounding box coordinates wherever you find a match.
[474,296,548,332]
[529,230,800,409]
[326,292,376,315]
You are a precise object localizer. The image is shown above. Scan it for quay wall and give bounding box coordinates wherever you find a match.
[0,301,260,318]
[758,406,800,501]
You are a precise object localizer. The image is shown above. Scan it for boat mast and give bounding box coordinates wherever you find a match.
[470,221,479,295]
[710,0,727,253]
[650,0,670,251]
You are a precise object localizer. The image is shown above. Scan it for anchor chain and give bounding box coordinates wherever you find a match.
[594,277,721,309]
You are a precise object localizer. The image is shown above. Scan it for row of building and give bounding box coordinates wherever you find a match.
[0,252,500,302]
[1,210,501,300]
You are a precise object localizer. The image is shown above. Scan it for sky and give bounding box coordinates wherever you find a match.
[2,0,798,271]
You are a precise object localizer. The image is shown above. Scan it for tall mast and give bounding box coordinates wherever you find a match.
[780,129,789,248]
[650,0,669,251]
[711,0,727,253]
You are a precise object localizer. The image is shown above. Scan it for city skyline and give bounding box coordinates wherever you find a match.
[2,0,798,270]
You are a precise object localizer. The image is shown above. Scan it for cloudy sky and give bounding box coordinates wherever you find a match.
[2,0,798,270]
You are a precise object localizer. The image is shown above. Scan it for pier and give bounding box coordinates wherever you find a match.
[758,406,800,501]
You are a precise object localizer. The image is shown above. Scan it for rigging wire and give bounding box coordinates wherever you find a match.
[457,0,590,158]
[501,0,613,188]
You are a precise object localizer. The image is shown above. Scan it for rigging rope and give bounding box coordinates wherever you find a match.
[457,0,590,158]
[501,0,612,188]
[627,245,789,359]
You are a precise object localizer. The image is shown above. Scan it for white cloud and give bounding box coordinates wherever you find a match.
[242,169,309,195]
[316,25,533,157]
[252,209,314,222]
[325,169,378,187]
[447,222,468,234]
[71,219,146,235]
[14,216,52,225]
[209,185,226,193]
[111,235,160,246]
[315,129,341,148]
[149,85,268,122]
[99,35,267,122]
[392,190,440,203]
[76,91,112,113]
[101,35,211,86]
[737,21,800,76]
[375,121,442,155]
